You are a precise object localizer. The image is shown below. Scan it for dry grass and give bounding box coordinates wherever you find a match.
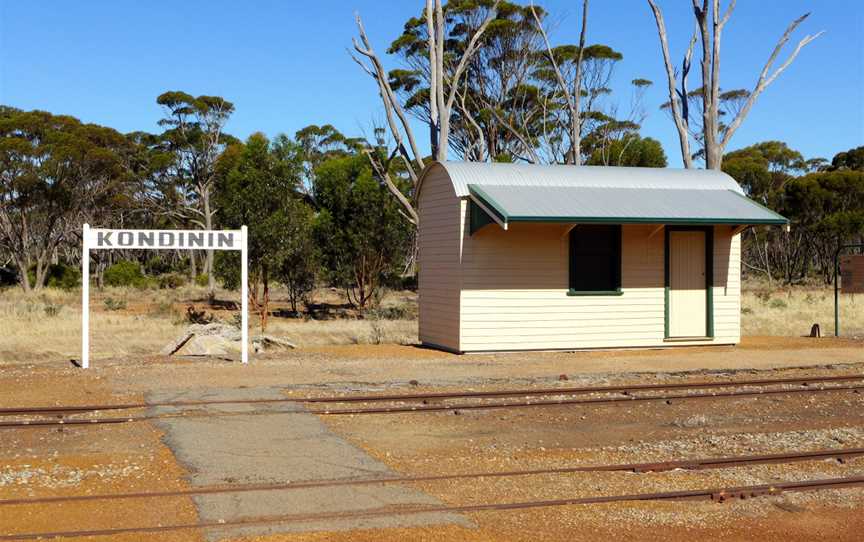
[0,285,417,363]
[1,279,858,364]
[741,282,863,338]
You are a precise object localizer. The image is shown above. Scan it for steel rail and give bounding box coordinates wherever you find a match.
[0,447,861,507]
[2,476,863,540]
[1,374,863,416]
[314,384,864,415]
[1,384,862,429]
[301,374,864,403]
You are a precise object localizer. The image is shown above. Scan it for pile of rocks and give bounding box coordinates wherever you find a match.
[162,323,295,356]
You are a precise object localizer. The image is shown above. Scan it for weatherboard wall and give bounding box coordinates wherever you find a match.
[417,165,462,352]
[457,220,741,352]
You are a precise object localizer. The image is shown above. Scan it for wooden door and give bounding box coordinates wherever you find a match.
[669,231,707,337]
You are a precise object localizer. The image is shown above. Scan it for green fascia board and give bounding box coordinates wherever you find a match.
[506,216,788,225]
[466,184,789,226]
[727,190,790,224]
[469,200,496,235]
[467,184,510,225]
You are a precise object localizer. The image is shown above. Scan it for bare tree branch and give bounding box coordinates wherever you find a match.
[721,13,823,151]
[354,13,425,173]
[364,149,419,225]
[647,0,694,168]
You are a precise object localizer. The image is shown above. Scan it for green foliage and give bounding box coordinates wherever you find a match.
[158,273,187,289]
[27,263,80,290]
[383,1,638,164]
[195,273,209,287]
[586,135,667,167]
[368,303,417,321]
[0,107,133,290]
[104,261,146,288]
[0,266,16,287]
[723,141,806,202]
[724,141,864,284]
[43,301,62,318]
[829,146,864,172]
[768,298,788,309]
[103,297,127,311]
[313,154,411,310]
[215,132,317,321]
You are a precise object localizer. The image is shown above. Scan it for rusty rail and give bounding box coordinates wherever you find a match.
[2,475,863,540]
[1,373,862,417]
[1,384,862,429]
[314,384,864,415]
[0,447,861,508]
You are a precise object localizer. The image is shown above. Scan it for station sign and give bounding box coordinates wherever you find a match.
[840,255,864,294]
[85,228,242,251]
[80,225,248,369]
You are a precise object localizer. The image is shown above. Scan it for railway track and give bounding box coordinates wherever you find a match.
[1,373,861,416]
[0,446,861,507]
[2,475,863,540]
[1,376,862,429]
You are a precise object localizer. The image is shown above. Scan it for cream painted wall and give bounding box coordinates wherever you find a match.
[417,165,462,351]
[457,213,741,352]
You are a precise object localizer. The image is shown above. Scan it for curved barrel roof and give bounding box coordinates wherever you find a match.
[418,161,787,228]
[425,161,743,198]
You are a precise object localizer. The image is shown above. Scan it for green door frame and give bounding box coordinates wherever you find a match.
[664,226,715,339]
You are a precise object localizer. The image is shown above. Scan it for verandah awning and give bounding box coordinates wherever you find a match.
[468,183,788,230]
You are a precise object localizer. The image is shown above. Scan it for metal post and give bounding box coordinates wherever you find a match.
[835,247,840,337]
[81,224,90,369]
[241,225,249,364]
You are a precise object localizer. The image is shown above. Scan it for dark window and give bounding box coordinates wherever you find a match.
[569,225,621,292]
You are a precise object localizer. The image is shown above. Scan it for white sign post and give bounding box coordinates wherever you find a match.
[81,224,248,368]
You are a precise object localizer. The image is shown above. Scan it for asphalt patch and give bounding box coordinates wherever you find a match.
[149,387,469,540]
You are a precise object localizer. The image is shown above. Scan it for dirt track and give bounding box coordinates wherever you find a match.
[0,336,863,541]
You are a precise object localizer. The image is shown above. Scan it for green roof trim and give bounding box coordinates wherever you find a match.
[466,183,789,226]
[468,184,509,224]
[727,189,790,224]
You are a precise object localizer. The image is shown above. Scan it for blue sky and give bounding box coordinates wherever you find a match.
[1,1,861,167]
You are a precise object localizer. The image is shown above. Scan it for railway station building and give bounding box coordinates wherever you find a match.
[416,162,788,353]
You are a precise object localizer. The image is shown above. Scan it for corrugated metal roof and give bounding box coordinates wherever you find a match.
[431,161,743,197]
[468,184,788,226]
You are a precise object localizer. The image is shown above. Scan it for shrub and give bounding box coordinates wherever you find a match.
[158,273,187,289]
[43,302,61,317]
[185,305,214,324]
[0,266,17,287]
[368,304,416,320]
[195,273,209,287]
[48,264,81,290]
[26,263,80,290]
[754,290,772,303]
[103,297,127,311]
[148,300,175,319]
[768,298,788,309]
[104,261,146,288]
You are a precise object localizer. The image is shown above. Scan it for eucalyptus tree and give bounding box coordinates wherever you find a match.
[646,0,823,169]
[351,0,502,225]
[0,108,132,291]
[294,124,365,201]
[313,153,412,310]
[157,91,235,297]
[215,133,313,329]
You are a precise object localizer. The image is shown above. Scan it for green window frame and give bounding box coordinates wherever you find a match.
[568,225,623,296]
